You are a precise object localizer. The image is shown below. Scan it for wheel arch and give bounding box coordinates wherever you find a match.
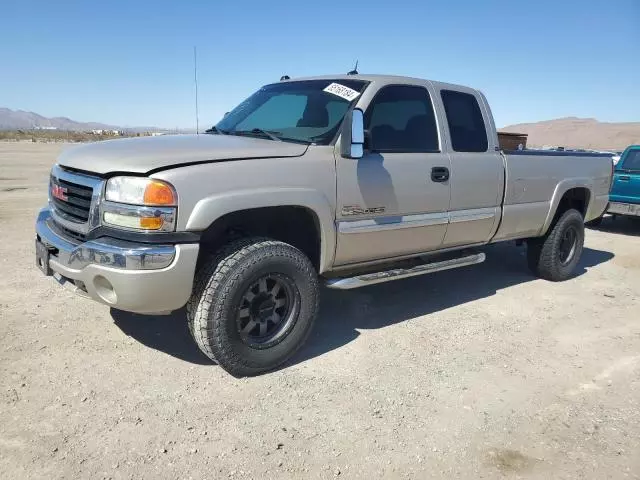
[186,189,335,273]
[541,181,592,235]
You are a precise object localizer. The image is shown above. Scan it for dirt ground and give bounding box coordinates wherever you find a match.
[1,142,639,480]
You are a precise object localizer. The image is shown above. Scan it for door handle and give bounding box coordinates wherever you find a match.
[619,175,630,181]
[431,166,450,182]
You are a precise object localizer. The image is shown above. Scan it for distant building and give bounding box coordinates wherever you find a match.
[89,129,123,136]
[497,131,528,151]
[34,126,58,130]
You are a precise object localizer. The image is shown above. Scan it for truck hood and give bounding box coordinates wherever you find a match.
[57,134,309,175]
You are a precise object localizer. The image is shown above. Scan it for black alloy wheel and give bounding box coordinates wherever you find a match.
[236,274,299,348]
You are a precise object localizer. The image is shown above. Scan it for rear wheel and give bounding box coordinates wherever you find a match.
[187,237,319,377]
[527,209,584,281]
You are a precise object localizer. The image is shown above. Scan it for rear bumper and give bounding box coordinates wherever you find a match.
[607,201,640,217]
[36,207,199,314]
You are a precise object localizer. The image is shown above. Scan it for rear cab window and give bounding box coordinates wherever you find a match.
[440,90,488,152]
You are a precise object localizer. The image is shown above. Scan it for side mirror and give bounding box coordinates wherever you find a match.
[340,109,364,159]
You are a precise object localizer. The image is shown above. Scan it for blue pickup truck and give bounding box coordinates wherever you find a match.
[608,145,640,218]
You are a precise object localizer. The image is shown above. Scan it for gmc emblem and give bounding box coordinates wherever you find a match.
[51,183,68,201]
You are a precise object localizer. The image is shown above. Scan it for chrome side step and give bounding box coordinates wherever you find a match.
[325,252,485,290]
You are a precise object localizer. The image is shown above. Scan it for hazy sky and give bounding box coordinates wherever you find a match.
[1,0,638,128]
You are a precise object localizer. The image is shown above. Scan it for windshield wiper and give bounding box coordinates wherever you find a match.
[204,126,228,134]
[275,136,312,145]
[232,128,282,142]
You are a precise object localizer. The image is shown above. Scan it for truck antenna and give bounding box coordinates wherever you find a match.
[193,46,200,135]
[347,60,359,75]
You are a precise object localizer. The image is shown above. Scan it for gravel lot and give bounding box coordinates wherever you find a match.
[1,142,639,479]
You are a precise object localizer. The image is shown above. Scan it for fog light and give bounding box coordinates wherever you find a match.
[103,212,164,230]
[101,202,176,232]
[93,275,117,304]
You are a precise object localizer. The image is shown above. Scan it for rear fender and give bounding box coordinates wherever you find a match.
[541,179,593,235]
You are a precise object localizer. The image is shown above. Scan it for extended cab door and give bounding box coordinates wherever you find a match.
[334,84,451,266]
[435,88,504,247]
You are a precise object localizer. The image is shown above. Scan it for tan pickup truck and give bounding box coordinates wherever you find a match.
[36,74,612,376]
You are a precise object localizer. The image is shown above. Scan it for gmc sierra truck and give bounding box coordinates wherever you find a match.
[35,75,613,376]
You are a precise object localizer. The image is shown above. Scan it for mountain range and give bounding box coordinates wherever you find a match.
[0,107,170,133]
[0,107,122,131]
[501,117,640,151]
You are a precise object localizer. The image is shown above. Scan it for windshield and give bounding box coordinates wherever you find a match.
[213,79,368,145]
[619,149,640,171]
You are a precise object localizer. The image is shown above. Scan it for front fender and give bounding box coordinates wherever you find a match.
[185,188,336,273]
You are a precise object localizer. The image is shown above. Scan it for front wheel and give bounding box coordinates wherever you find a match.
[187,237,319,377]
[527,209,585,281]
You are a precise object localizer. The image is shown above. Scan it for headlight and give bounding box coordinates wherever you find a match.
[102,177,177,232]
[105,177,176,206]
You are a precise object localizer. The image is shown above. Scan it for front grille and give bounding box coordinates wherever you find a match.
[50,176,93,222]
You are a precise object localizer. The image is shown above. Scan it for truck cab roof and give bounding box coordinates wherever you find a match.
[279,74,481,96]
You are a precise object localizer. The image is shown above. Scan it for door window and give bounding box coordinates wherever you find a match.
[619,149,640,171]
[365,85,439,153]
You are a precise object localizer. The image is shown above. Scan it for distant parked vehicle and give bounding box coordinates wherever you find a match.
[588,146,640,226]
[609,146,640,218]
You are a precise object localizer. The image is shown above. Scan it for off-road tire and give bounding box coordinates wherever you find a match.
[527,208,584,281]
[186,237,319,377]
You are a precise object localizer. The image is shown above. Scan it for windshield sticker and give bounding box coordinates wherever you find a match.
[323,83,361,101]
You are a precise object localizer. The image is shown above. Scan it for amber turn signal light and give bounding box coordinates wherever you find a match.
[143,180,176,206]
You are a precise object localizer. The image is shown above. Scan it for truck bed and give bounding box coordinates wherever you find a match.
[491,149,613,242]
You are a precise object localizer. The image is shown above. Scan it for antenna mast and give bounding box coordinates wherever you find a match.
[193,46,200,135]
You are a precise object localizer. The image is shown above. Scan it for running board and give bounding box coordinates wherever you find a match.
[325,252,485,290]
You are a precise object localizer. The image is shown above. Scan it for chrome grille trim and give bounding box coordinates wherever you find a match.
[49,164,104,235]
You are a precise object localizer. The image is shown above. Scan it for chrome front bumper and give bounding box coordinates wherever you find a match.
[35,208,199,314]
[37,208,176,270]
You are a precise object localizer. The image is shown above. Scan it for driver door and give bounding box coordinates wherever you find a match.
[334,84,451,266]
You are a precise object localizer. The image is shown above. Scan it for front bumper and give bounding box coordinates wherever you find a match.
[36,208,199,314]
